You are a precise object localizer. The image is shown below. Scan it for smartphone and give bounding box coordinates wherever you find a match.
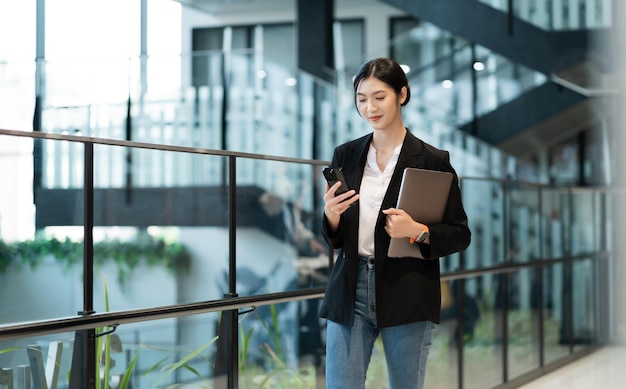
[323,167,351,195]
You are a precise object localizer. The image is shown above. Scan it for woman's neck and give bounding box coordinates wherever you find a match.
[372,126,406,152]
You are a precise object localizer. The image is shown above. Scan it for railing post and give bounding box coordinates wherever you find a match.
[69,141,96,389]
[227,155,239,389]
[508,0,515,35]
[537,186,545,367]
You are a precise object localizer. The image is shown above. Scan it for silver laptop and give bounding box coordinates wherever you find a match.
[387,168,453,259]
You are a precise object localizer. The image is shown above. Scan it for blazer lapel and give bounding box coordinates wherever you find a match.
[343,134,371,193]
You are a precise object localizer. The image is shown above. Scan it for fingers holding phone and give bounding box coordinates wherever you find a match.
[322,167,350,195]
[323,167,359,219]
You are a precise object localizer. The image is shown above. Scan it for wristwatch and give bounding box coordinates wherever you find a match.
[409,227,430,244]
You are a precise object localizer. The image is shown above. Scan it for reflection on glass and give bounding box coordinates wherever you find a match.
[237,301,323,388]
[543,263,570,364]
[235,159,328,298]
[476,0,612,30]
[462,178,505,269]
[0,332,75,388]
[507,268,541,379]
[508,183,541,263]
[572,258,597,351]
[463,275,503,389]
[0,142,86,324]
[571,190,596,255]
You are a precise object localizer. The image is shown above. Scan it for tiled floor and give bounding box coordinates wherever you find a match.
[518,345,626,388]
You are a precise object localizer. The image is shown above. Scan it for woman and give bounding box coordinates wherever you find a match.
[320,57,471,389]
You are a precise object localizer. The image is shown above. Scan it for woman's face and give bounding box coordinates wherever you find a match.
[356,76,406,131]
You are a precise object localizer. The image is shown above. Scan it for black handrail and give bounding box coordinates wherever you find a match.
[0,128,612,389]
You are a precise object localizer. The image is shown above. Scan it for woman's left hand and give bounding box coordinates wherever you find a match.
[382,208,423,239]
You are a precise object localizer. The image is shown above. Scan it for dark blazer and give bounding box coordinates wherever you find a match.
[319,130,471,328]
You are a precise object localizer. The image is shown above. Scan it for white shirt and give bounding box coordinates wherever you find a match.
[358,143,402,257]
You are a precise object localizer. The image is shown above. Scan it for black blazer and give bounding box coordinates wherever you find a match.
[320,130,471,328]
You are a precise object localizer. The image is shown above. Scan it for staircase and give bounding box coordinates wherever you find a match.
[381,0,613,155]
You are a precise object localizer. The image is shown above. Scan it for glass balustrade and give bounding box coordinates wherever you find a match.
[478,0,612,30]
[0,129,611,388]
[1,19,553,190]
[0,52,536,194]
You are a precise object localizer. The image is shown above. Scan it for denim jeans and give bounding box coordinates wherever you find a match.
[325,256,437,389]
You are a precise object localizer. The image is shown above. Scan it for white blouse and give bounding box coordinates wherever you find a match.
[358,143,402,257]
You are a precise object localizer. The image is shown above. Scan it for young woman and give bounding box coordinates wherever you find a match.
[320,57,471,389]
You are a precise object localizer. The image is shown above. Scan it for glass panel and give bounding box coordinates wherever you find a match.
[1,137,86,323]
[507,268,541,379]
[571,190,596,255]
[477,0,612,30]
[0,332,75,388]
[508,183,541,263]
[475,48,547,118]
[462,178,505,269]
[334,19,365,73]
[572,258,597,351]
[541,188,571,258]
[0,135,34,242]
[239,301,322,388]
[425,312,460,389]
[543,263,570,363]
[0,231,86,323]
[235,159,328,297]
[0,61,36,131]
[464,274,503,389]
[103,313,220,387]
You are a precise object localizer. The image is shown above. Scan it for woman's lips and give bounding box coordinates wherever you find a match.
[369,115,382,121]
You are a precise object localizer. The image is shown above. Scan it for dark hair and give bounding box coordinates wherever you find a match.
[353,57,411,108]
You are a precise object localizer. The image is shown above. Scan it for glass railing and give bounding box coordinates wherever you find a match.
[405,43,546,125]
[340,20,546,135]
[0,45,541,194]
[0,129,611,388]
[478,0,612,30]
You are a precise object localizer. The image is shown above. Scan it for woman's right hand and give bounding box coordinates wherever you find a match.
[323,182,359,231]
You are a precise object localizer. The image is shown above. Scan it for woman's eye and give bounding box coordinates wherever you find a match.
[376,97,385,100]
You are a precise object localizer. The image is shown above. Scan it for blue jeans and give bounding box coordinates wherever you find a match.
[325,257,437,389]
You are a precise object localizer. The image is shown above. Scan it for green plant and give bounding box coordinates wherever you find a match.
[0,346,20,356]
[150,337,219,388]
[0,232,191,284]
[95,275,219,388]
[96,275,141,389]
[238,305,313,389]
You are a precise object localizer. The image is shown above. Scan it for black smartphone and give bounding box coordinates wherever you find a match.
[323,167,351,195]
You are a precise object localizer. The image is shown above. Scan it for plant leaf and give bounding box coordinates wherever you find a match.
[150,335,219,387]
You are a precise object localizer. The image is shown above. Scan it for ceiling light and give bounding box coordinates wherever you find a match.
[473,62,485,71]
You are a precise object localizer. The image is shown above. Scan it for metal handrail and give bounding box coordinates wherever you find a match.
[0,288,326,342]
[0,127,613,388]
[0,250,609,341]
[0,128,330,166]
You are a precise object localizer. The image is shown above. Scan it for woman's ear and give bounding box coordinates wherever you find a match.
[400,86,408,105]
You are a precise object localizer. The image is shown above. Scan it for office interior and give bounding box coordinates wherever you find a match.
[0,0,625,388]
